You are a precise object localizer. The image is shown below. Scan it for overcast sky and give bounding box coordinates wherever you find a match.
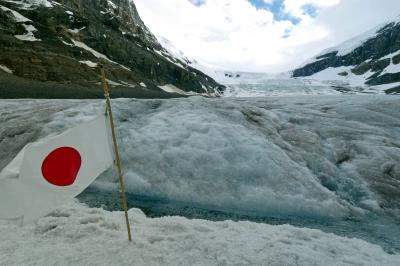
[134,0,400,73]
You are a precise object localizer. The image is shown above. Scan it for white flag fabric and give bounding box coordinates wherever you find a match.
[0,115,114,223]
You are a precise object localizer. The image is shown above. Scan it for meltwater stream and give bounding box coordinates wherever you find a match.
[78,186,400,254]
[1,95,400,254]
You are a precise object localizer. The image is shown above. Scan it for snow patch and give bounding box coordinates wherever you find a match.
[300,66,377,90]
[29,0,52,8]
[60,39,74,47]
[68,27,85,34]
[159,84,198,96]
[119,81,136,87]
[107,0,117,9]
[0,65,13,74]
[79,60,98,68]
[381,61,400,75]
[380,51,400,60]
[0,5,41,41]
[96,79,123,87]
[71,40,110,61]
[3,0,52,9]
[106,79,122,86]
[368,81,400,93]
[0,4,31,22]
[15,23,40,42]
[71,40,131,72]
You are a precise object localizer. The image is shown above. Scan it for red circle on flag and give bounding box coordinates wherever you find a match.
[41,147,82,187]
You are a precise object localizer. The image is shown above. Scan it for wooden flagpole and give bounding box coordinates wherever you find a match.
[100,65,132,242]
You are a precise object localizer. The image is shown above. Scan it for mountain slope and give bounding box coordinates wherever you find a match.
[0,0,224,98]
[293,17,400,94]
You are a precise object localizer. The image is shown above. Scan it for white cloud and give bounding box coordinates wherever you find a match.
[283,0,340,19]
[133,0,400,72]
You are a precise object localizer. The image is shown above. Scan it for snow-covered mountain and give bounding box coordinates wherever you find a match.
[0,0,224,98]
[293,16,400,94]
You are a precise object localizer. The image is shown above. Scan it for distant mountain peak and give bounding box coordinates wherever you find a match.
[293,16,400,94]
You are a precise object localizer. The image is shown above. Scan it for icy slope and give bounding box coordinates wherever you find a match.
[0,201,399,266]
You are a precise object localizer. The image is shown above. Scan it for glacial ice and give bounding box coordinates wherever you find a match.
[1,96,399,221]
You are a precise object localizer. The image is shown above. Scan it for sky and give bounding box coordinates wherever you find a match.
[133,0,400,73]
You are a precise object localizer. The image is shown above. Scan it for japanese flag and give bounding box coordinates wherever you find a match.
[0,115,114,223]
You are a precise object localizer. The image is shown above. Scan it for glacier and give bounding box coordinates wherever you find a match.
[1,95,400,255]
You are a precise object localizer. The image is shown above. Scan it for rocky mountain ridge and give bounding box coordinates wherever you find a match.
[0,0,224,98]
